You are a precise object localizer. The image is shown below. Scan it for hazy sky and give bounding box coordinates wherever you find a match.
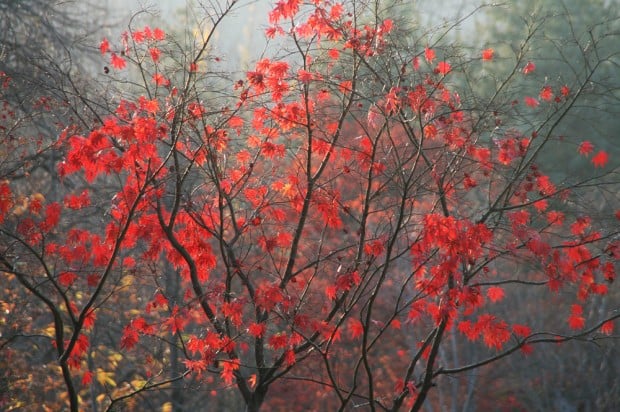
[104,0,273,69]
[103,0,482,68]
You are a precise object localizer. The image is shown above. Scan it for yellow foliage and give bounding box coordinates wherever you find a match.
[108,352,123,367]
[121,274,134,287]
[43,324,56,337]
[96,368,117,387]
[131,379,147,389]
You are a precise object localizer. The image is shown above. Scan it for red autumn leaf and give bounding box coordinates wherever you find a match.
[41,202,62,232]
[600,320,614,335]
[479,316,511,350]
[221,359,239,385]
[83,309,97,330]
[297,69,313,83]
[539,86,553,101]
[99,38,110,55]
[568,304,585,330]
[522,61,535,74]
[546,210,564,226]
[120,323,139,350]
[380,19,394,33]
[436,61,451,75]
[248,322,266,338]
[512,324,531,338]
[153,28,166,41]
[82,370,93,386]
[482,48,494,61]
[603,262,615,283]
[284,349,296,366]
[424,47,435,63]
[268,333,288,350]
[577,141,594,156]
[138,96,159,114]
[412,55,420,71]
[570,216,591,236]
[163,306,188,334]
[152,73,170,87]
[64,189,91,209]
[524,96,539,107]
[58,271,78,287]
[149,47,161,62]
[349,318,364,339]
[110,53,126,70]
[184,359,209,377]
[591,150,609,168]
[486,286,505,303]
[561,85,570,96]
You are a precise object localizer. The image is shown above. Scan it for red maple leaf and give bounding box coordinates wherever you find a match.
[284,349,296,366]
[539,86,553,101]
[110,53,126,70]
[221,359,240,385]
[58,271,78,287]
[120,323,139,349]
[482,48,494,61]
[567,304,585,330]
[486,286,505,303]
[522,61,536,74]
[349,318,364,339]
[591,150,609,168]
[436,61,451,75]
[424,47,435,63]
[248,322,266,338]
[268,333,288,350]
[600,320,614,335]
[64,189,91,209]
[524,96,539,108]
[152,73,170,87]
[512,324,531,338]
[99,38,110,55]
[82,370,93,386]
[577,141,594,156]
[149,47,161,62]
[153,28,166,41]
[83,309,97,329]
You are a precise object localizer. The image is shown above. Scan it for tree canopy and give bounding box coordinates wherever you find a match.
[1,1,619,411]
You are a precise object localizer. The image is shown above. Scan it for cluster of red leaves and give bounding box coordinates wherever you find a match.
[100,26,165,72]
[4,3,617,410]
